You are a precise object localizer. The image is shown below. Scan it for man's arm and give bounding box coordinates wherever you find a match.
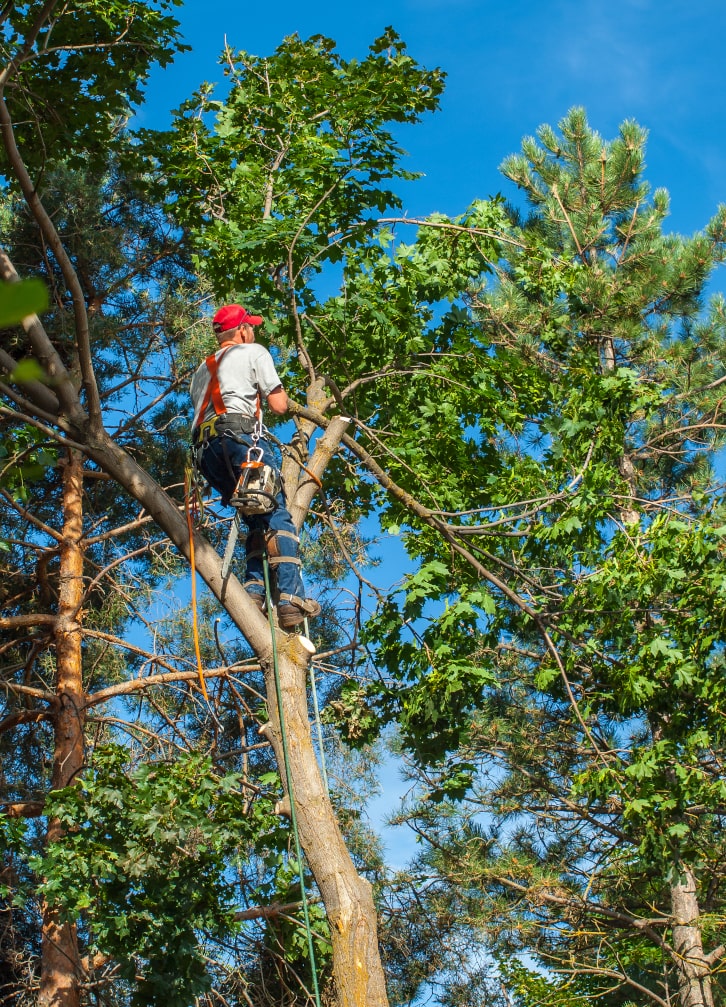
[266,386,288,414]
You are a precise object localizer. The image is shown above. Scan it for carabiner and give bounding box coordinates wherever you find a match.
[242,444,265,469]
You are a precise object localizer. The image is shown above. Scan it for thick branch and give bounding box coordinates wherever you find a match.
[288,414,350,528]
[2,800,45,818]
[85,664,256,708]
[0,349,62,415]
[0,708,52,734]
[0,613,57,629]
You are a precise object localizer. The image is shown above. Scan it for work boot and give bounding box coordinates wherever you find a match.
[277,598,321,629]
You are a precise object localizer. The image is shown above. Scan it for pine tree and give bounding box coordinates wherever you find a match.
[352,109,726,1007]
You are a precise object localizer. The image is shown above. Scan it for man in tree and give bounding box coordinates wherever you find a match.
[190,303,321,629]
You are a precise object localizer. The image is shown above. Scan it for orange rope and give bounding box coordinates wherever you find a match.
[184,470,209,701]
[299,463,323,489]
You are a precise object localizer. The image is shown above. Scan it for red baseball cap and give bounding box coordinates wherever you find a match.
[212,304,264,334]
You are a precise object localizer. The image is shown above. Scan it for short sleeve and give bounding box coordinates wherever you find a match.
[252,346,283,398]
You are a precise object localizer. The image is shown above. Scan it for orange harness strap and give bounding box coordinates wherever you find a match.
[194,346,233,431]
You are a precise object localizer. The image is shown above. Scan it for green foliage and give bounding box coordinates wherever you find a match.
[0,278,53,503]
[329,109,726,1005]
[499,960,594,1007]
[0,422,56,499]
[565,512,726,868]
[354,107,726,765]
[357,574,498,761]
[31,747,283,1007]
[1,1,187,175]
[152,27,444,308]
[0,279,47,327]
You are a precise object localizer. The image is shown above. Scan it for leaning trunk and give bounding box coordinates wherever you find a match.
[670,864,714,1007]
[38,449,85,1007]
[261,635,388,1007]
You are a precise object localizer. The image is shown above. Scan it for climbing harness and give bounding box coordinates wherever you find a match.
[191,345,233,435]
[192,344,282,569]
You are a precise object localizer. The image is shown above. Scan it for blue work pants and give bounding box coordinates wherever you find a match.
[197,433,306,603]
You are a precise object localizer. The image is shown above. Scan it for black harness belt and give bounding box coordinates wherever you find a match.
[193,412,257,444]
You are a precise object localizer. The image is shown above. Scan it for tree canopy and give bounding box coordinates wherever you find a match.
[1,5,726,1006]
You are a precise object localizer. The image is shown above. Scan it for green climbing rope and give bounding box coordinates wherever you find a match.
[262,556,323,1007]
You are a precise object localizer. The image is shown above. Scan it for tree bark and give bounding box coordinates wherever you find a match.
[670,865,715,1007]
[38,449,85,1007]
[261,635,388,1007]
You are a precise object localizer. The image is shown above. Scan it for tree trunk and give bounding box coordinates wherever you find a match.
[670,865,714,1007]
[38,449,85,1007]
[261,635,388,1007]
[602,334,640,525]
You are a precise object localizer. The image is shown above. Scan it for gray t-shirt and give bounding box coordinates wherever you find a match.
[190,343,283,426]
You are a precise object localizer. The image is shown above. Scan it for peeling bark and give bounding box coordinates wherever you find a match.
[38,449,85,1007]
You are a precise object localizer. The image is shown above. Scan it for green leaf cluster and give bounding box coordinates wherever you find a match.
[1,1,187,175]
[151,28,444,309]
[0,422,56,499]
[0,279,47,328]
[29,746,284,1007]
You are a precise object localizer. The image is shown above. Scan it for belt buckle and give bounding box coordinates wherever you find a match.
[196,416,218,443]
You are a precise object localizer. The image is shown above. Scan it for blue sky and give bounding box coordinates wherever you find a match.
[143,0,726,235]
